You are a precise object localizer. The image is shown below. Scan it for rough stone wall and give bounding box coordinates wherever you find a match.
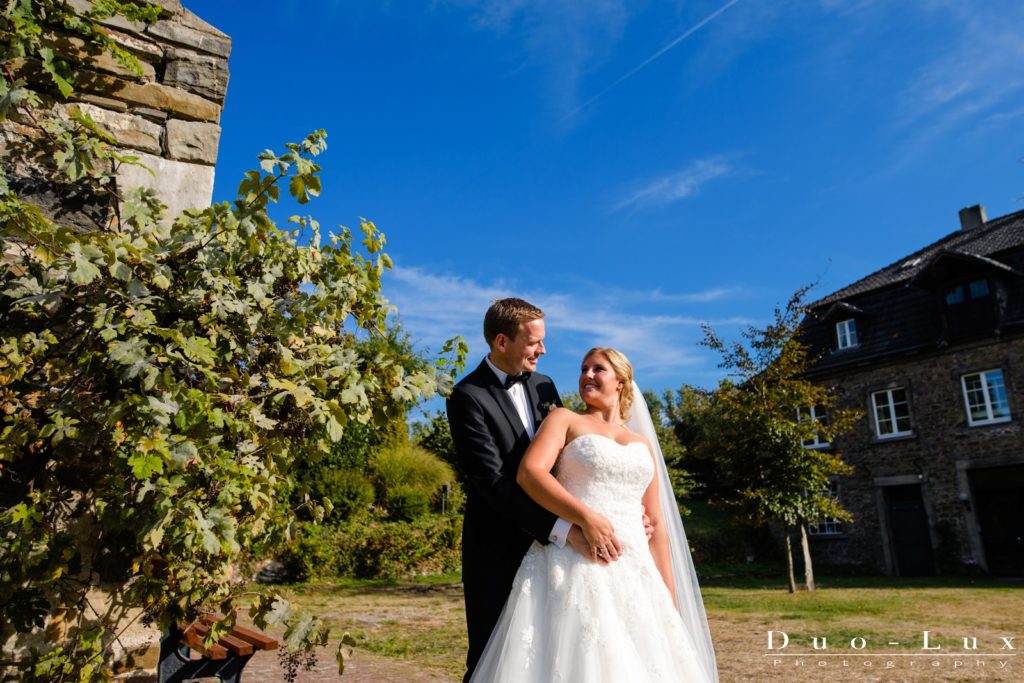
[1,0,231,221]
[807,334,1024,574]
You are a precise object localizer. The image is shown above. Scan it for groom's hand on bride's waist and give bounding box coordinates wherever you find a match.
[567,525,618,563]
[641,504,654,542]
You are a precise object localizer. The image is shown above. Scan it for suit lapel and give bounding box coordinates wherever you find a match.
[476,361,528,441]
[525,375,545,429]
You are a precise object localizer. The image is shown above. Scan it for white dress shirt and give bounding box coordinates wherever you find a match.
[485,356,572,548]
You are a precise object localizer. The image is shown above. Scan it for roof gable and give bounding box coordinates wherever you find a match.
[810,208,1024,308]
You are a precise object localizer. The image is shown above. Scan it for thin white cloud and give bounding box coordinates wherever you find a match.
[896,3,1024,134]
[450,0,628,120]
[564,0,744,120]
[656,0,1024,171]
[383,264,751,382]
[615,156,735,210]
[650,286,746,303]
[982,105,1024,128]
[584,283,749,304]
[855,2,1024,175]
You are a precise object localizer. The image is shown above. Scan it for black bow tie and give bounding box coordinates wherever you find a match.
[503,372,530,390]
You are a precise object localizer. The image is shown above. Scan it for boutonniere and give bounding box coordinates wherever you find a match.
[539,401,557,418]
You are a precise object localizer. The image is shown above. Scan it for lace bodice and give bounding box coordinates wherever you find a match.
[555,433,653,549]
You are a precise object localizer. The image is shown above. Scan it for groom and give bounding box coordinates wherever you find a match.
[447,298,599,682]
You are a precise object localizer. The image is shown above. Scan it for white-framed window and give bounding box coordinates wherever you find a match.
[961,369,1011,426]
[807,481,844,536]
[871,387,913,438]
[835,318,858,350]
[797,405,829,448]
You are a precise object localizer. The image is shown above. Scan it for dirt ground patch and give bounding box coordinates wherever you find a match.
[241,578,1021,682]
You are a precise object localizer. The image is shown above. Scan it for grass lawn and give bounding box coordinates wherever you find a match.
[703,575,1022,682]
[273,572,1022,682]
[281,573,468,679]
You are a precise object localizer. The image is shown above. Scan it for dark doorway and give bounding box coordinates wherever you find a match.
[885,484,935,576]
[969,465,1024,577]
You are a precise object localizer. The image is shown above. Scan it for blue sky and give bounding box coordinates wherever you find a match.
[186,0,1024,408]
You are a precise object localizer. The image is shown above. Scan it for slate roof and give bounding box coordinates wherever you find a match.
[803,207,1024,374]
[811,208,1024,308]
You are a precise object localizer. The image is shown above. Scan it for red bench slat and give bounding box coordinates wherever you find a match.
[227,624,280,651]
[195,614,280,651]
[180,625,229,660]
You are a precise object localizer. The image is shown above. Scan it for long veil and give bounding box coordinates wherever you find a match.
[625,381,719,682]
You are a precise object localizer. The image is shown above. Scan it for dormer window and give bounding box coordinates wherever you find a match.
[941,277,995,342]
[945,278,989,305]
[911,250,1016,344]
[818,301,867,354]
[836,319,858,350]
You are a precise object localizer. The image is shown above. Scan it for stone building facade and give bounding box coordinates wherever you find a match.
[801,206,1024,577]
[1,0,230,223]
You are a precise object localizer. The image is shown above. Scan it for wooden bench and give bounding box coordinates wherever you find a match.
[158,615,279,683]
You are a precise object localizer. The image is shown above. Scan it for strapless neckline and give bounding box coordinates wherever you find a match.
[564,432,646,451]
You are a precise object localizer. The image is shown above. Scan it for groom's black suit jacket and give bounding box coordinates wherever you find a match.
[446,359,562,680]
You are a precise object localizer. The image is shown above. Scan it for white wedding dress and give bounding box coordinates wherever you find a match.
[469,432,715,683]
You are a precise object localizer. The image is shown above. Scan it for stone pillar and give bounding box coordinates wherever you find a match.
[1,0,232,222]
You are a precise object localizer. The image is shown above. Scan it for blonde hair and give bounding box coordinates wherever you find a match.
[584,347,634,421]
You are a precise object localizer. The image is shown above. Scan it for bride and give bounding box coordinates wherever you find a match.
[469,347,718,683]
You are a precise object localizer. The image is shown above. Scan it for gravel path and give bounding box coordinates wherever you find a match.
[241,646,458,683]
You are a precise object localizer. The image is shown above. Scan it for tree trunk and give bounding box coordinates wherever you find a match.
[800,523,816,592]
[784,526,797,593]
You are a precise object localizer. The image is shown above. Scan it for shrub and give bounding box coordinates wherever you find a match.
[276,524,340,583]
[275,516,463,581]
[412,410,460,479]
[309,469,376,522]
[387,484,432,522]
[334,516,463,579]
[369,445,456,520]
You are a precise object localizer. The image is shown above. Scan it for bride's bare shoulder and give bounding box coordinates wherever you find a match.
[551,408,594,428]
[543,408,591,438]
[545,406,578,421]
[538,406,580,432]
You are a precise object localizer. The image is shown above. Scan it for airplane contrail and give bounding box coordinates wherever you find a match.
[564,0,744,121]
